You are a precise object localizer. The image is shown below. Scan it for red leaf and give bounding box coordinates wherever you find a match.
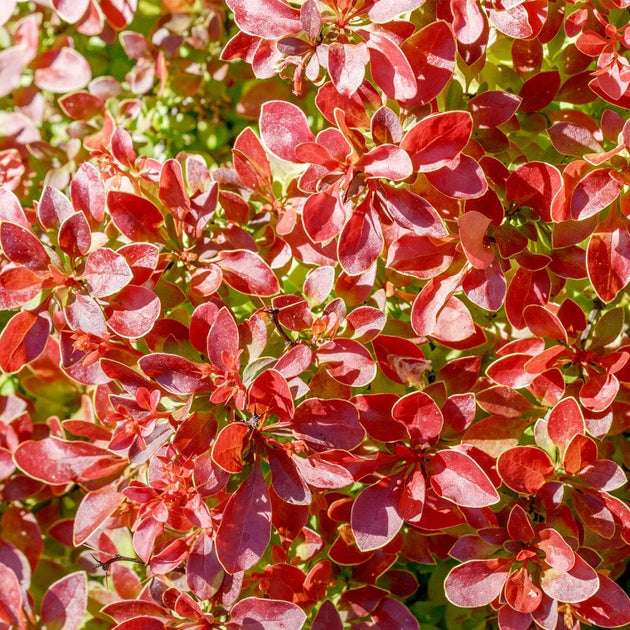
[14,437,122,485]
[429,450,500,507]
[41,572,87,630]
[105,286,161,338]
[249,369,294,420]
[506,162,562,223]
[571,169,622,220]
[536,528,575,572]
[317,338,376,387]
[303,190,346,243]
[548,122,603,157]
[212,423,249,473]
[400,21,456,107]
[338,203,383,276]
[229,597,307,630]
[505,268,551,329]
[139,354,208,395]
[187,534,223,601]
[260,101,315,162]
[0,311,49,373]
[292,398,364,451]
[392,392,443,444]
[540,553,599,603]
[547,397,584,452]
[34,48,91,92]
[425,154,487,199]
[587,212,630,303]
[58,212,91,258]
[573,573,630,628]
[74,486,123,545]
[0,222,50,272]
[351,477,403,552]
[107,191,164,241]
[523,305,568,341]
[444,558,511,608]
[207,307,239,371]
[84,248,132,298]
[215,465,271,573]
[226,0,300,38]
[497,446,554,494]
[366,33,417,102]
[215,249,280,296]
[101,0,137,29]
[159,159,190,221]
[459,211,493,269]
[401,111,472,172]
[359,144,412,181]
[268,447,310,505]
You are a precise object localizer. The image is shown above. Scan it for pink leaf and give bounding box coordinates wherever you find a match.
[226,0,301,38]
[328,42,369,97]
[34,48,91,93]
[0,47,25,99]
[41,572,87,630]
[53,0,90,22]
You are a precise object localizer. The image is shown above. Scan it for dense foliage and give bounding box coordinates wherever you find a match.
[0,0,629,628]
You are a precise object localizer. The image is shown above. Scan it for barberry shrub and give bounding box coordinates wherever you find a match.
[0,0,629,628]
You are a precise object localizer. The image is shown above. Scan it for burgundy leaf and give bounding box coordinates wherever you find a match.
[215,465,271,573]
